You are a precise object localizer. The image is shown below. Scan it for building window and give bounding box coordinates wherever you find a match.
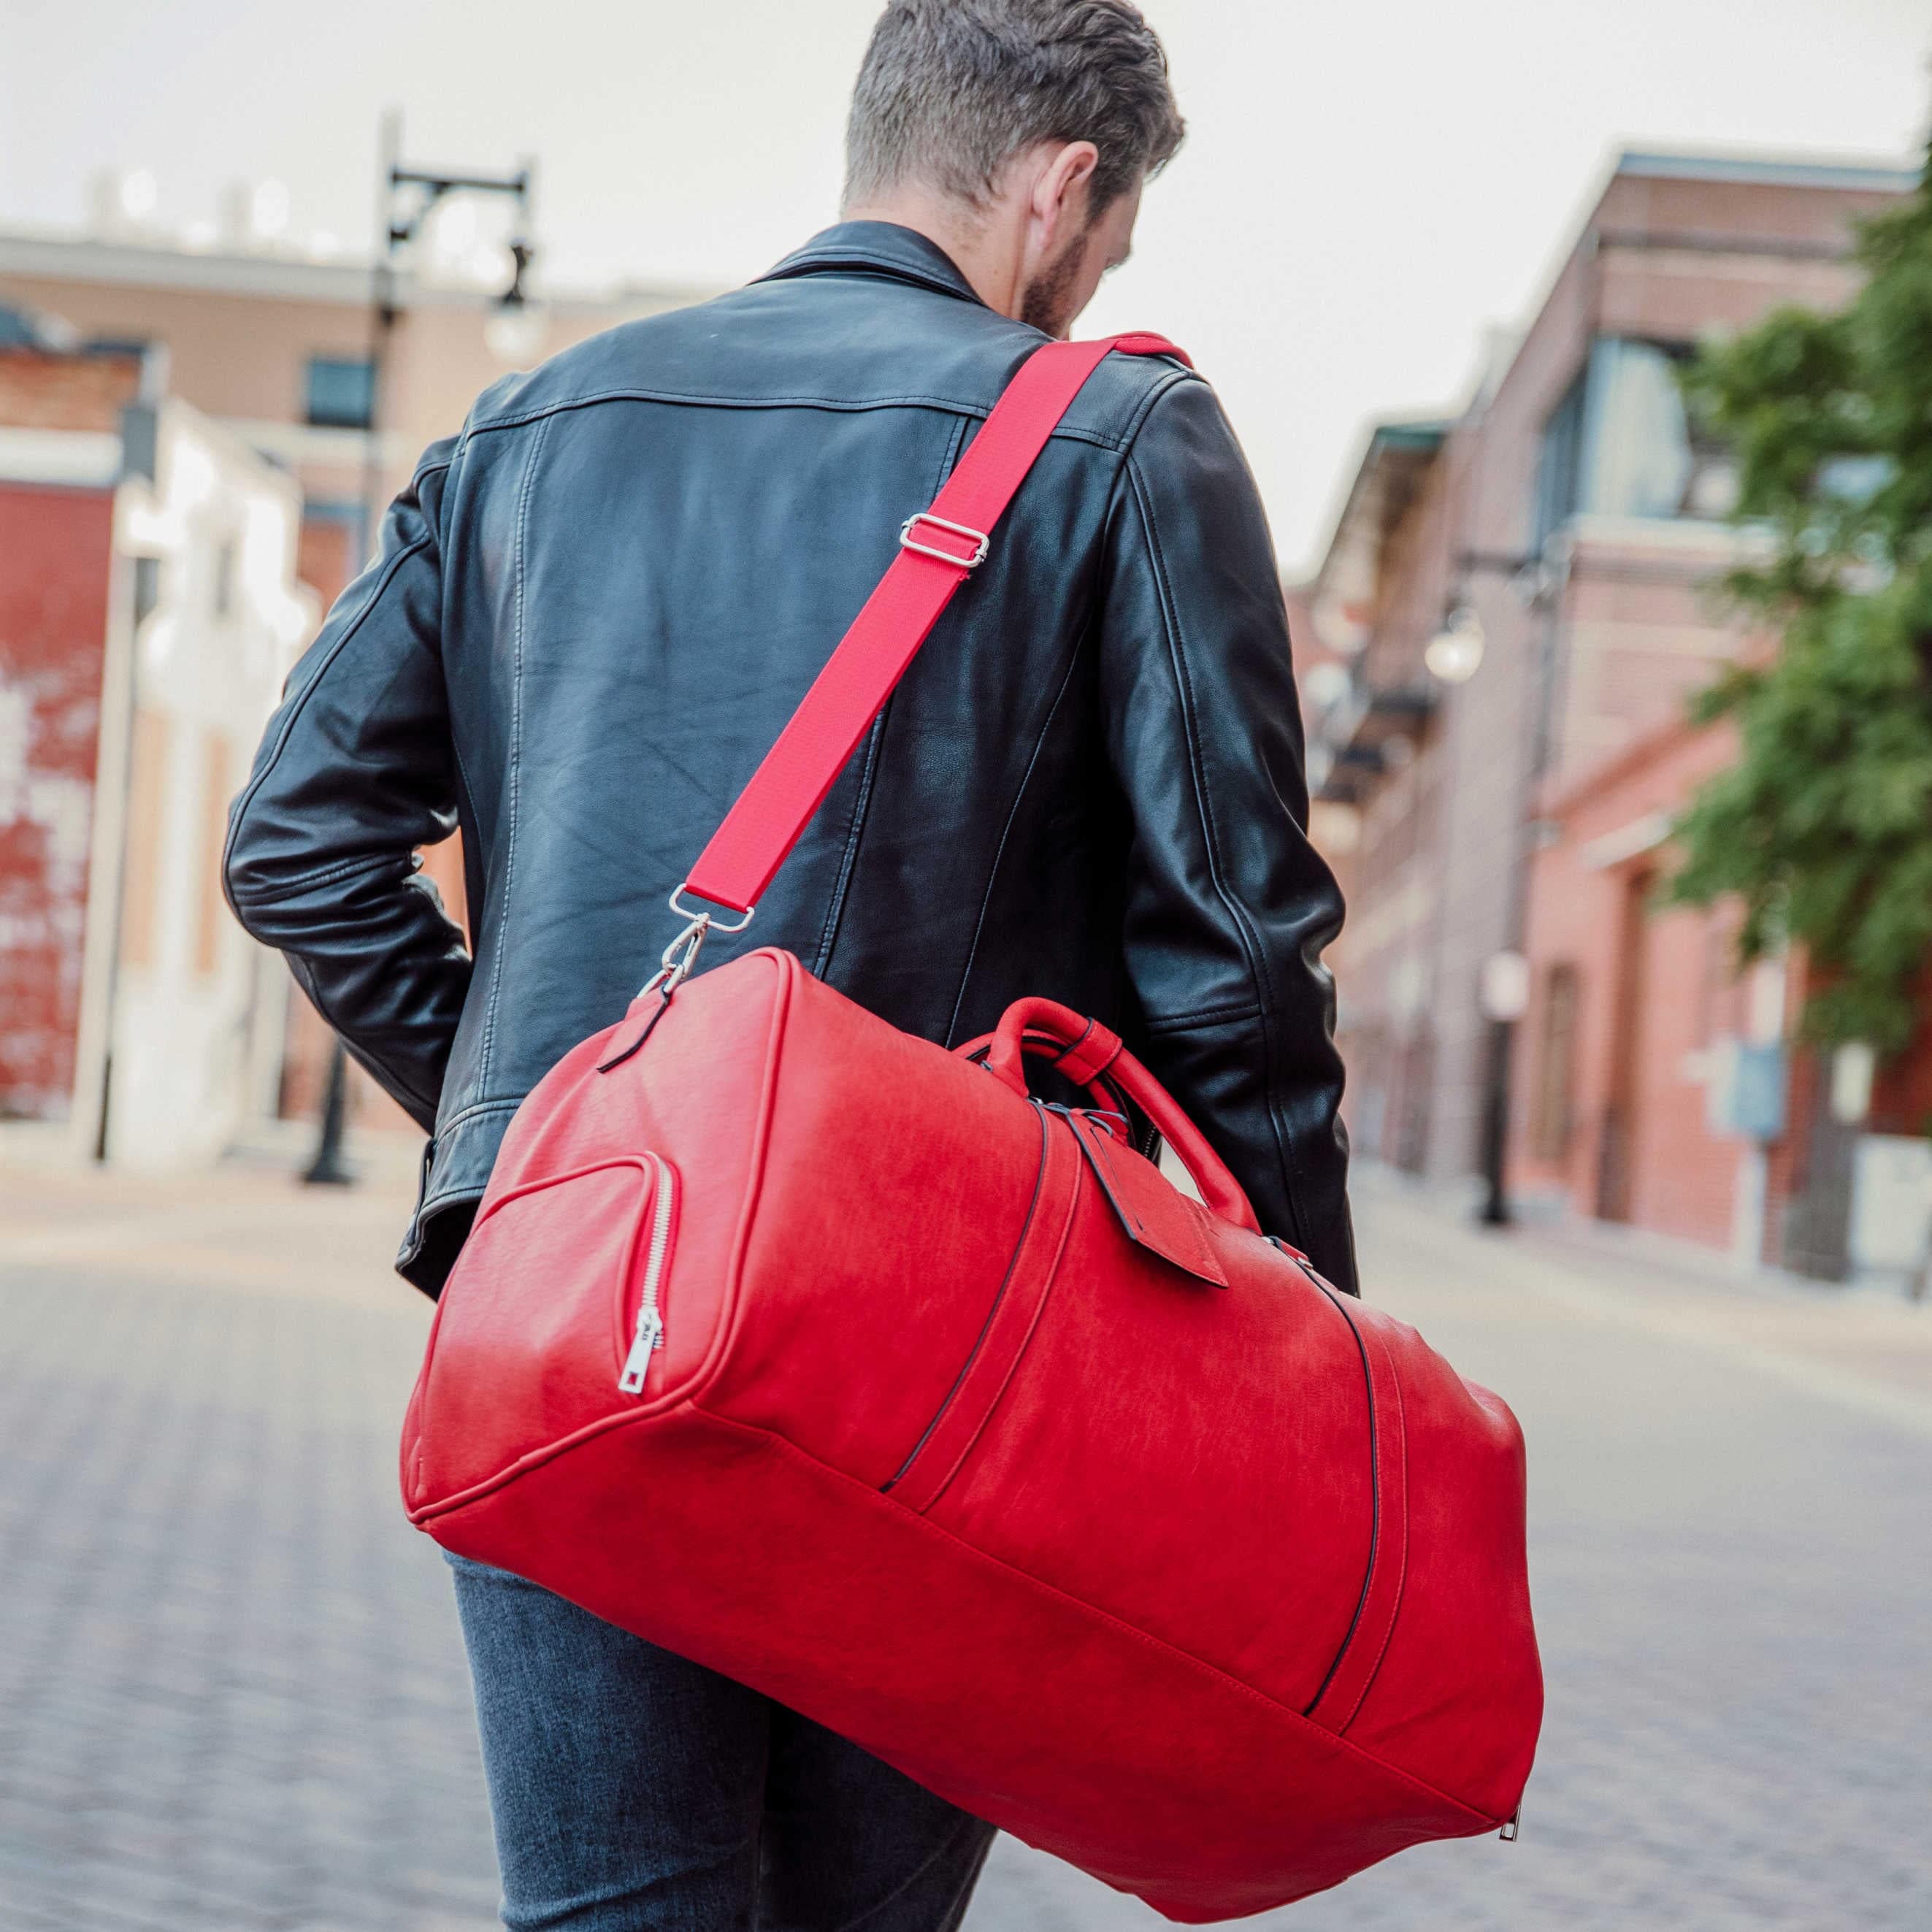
[1530,962,1580,1162]
[1533,372,1588,550]
[304,355,375,430]
[1534,337,1737,540]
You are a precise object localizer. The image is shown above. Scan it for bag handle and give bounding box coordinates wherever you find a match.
[673,331,1189,932]
[970,996,1262,1236]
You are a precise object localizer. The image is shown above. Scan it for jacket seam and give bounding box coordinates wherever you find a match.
[1140,1000,1267,1034]
[810,715,885,974]
[477,412,551,1093]
[284,956,442,1122]
[935,367,1185,1044]
[434,458,487,915]
[1124,445,1313,1255]
[813,417,971,975]
[435,1095,524,1135]
[943,625,1095,1047]
[221,511,443,910]
[754,247,984,304]
[226,849,401,906]
[461,386,1141,451]
[416,1183,486,1219]
[1116,364,1196,451]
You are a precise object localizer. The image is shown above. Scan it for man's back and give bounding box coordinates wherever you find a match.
[224,11,1356,1925]
[225,221,1352,1293]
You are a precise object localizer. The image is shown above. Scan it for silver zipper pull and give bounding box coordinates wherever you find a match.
[618,1309,664,1394]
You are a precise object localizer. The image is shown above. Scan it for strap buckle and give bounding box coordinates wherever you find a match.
[899,512,989,570]
[668,886,755,933]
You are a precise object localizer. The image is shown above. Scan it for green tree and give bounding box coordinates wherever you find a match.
[1668,149,1932,1054]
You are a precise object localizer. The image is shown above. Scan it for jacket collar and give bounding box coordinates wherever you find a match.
[756,221,989,308]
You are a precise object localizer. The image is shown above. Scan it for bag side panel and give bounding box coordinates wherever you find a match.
[1339,1306,1544,1821]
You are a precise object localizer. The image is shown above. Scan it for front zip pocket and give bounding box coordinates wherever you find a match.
[618,1151,680,1394]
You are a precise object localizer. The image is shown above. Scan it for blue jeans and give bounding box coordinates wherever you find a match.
[447,1555,996,1931]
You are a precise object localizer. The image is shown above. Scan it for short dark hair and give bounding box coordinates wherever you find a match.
[844,1,1185,215]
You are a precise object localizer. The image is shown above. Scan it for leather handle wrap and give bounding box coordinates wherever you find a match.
[981,996,1262,1238]
[681,332,1189,915]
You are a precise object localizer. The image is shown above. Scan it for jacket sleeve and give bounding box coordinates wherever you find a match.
[1097,375,1357,1292]
[223,442,470,1132]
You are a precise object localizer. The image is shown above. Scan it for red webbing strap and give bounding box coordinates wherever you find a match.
[683,330,1189,915]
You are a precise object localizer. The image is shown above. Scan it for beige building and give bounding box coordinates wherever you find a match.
[1,327,313,1162]
[0,225,702,611]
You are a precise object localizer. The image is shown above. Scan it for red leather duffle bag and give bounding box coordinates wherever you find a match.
[401,335,1541,1922]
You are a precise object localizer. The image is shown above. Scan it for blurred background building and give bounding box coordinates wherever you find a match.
[0,192,700,1158]
[1297,149,1926,1286]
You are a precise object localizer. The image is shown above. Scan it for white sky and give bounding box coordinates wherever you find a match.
[6,0,1927,570]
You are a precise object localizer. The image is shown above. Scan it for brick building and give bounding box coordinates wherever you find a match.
[1519,702,1932,1283]
[1,318,314,1158]
[0,331,146,1120]
[1298,150,1919,1276]
[0,224,697,1143]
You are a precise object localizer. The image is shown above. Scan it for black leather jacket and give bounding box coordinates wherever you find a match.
[225,222,1354,1295]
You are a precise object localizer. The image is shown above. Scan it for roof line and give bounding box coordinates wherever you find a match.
[1614,146,1920,193]
[0,225,710,315]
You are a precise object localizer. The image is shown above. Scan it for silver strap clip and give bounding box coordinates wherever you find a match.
[637,886,756,999]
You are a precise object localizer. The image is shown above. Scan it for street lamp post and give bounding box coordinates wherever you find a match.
[1464,540,1571,1230]
[1425,534,1566,1232]
[303,112,535,1188]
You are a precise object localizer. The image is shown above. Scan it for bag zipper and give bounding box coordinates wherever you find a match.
[618,1153,679,1394]
[1299,1277,1380,1718]
[883,1105,1049,1490]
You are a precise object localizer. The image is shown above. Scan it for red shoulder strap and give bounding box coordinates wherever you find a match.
[681,331,1188,917]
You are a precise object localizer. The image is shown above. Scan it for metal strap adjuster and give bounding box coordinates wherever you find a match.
[899,512,989,570]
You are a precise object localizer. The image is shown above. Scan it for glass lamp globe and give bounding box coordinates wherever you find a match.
[1425,607,1485,685]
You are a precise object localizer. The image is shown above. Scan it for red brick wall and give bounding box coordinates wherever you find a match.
[296,515,356,612]
[0,481,117,1118]
[1514,717,1751,1249]
[1871,995,1932,1137]
[0,349,140,432]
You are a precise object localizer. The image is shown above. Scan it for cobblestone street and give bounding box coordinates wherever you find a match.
[2,1154,1928,1931]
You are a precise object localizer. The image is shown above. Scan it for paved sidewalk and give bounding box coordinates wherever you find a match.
[1,1159,1928,1929]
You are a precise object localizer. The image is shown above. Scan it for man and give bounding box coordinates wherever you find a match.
[226,3,1352,1925]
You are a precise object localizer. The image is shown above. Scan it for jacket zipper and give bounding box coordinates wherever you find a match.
[618,1153,678,1394]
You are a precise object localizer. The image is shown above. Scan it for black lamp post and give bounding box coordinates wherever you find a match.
[304,112,534,1188]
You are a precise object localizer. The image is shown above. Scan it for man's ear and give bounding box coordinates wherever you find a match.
[1030,140,1100,248]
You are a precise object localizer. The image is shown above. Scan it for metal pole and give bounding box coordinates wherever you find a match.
[302,108,402,1190]
[1473,543,1572,1230]
[1477,1016,1514,1225]
[299,110,530,1189]
[302,1040,355,1186]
